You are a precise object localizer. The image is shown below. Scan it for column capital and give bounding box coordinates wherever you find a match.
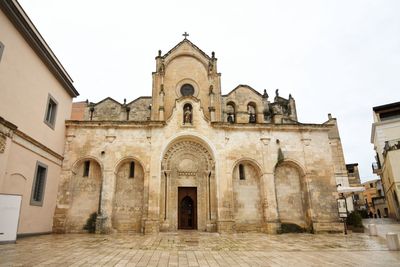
[260,137,271,145]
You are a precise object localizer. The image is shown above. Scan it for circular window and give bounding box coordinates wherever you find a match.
[180,84,195,96]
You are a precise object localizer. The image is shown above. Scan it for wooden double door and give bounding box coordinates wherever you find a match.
[178,187,197,230]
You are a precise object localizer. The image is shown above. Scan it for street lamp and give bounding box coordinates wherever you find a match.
[337,185,349,235]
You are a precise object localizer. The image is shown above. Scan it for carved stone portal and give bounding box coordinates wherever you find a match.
[160,139,216,231]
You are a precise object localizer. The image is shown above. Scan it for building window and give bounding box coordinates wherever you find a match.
[83,160,90,177]
[44,94,58,128]
[0,41,5,62]
[239,164,245,180]
[129,161,135,178]
[30,162,48,206]
[180,84,194,96]
[370,183,373,188]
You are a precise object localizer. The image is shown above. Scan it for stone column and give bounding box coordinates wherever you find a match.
[96,169,116,234]
[260,136,280,234]
[300,136,316,230]
[143,151,161,234]
[209,88,215,122]
[205,170,217,232]
[159,86,165,121]
[216,159,235,233]
[160,170,170,231]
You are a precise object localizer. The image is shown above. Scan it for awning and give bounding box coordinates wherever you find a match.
[337,186,365,194]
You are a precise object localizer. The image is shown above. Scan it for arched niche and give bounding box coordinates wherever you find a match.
[247,102,257,123]
[67,158,102,233]
[226,101,236,123]
[160,137,216,231]
[274,160,311,231]
[112,158,145,233]
[232,159,263,232]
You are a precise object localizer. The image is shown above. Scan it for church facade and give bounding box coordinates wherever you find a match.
[53,38,346,234]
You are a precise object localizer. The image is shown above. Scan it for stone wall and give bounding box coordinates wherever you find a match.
[66,159,102,233]
[232,161,263,232]
[112,160,144,233]
[275,163,307,229]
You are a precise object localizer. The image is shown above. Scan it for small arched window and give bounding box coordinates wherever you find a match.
[83,160,90,177]
[239,164,245,180]
[183,103,193,124]
[226,102,236,123]
[247,102,257,123]
[129,161,135,178]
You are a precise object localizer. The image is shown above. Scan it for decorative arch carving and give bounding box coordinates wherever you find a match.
[162,139,214,171]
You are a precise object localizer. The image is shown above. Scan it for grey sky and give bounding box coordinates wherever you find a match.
[19,0,400,182]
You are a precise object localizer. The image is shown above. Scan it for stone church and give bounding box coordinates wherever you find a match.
[53,37,346,234]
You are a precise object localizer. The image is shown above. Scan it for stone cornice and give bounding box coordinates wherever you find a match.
[65,120,166,128]
[0,0,79,97]
[0,116,63,163]
[211,122,331,131]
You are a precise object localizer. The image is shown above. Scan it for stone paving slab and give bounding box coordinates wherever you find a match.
[0,232,399,266]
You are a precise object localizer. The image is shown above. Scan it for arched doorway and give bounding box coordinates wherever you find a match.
[178,188,197,229]
[161,138,216,231]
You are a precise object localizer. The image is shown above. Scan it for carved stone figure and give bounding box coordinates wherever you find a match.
[184,106,192,124]
[159,61,165,75]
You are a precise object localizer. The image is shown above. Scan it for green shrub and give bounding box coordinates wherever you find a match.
[83,212,97,233]
[358,209,369,219]
[280,223,306,233]
[347,211,363,228]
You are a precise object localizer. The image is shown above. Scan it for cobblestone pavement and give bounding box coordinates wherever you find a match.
[1,232,400,266]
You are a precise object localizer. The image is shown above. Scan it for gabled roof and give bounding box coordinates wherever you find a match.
[162,38,212,60]
[126,96,151,106]
[92,97,122,106]
[222,84,262,97]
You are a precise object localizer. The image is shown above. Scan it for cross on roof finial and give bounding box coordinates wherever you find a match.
[182,32,189,39]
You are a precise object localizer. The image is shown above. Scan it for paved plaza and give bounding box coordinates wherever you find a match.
[1,232,400,266]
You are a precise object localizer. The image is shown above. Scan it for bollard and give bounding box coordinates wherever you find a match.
[368,224,377,236]
[386,233,400,251]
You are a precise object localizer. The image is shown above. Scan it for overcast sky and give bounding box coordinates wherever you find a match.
[19,0,400,182]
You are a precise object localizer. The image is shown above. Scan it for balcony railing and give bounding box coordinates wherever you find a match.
[372,162,381,174]
[372,196,386,205]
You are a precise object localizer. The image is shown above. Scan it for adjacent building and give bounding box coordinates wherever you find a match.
[0,0,78,236]
[362,179,388,218]
[345,163,366,212]
[371,101,400,220]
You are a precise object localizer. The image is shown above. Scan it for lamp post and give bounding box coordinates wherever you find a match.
[337,186,349,235]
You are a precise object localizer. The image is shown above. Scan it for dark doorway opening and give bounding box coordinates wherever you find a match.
[178,187,197,229]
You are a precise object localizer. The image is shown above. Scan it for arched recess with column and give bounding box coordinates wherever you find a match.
[274,160,312,231]
[160,136,216,232]
[232,159,264,232]
[112,157,145,233]
[66,157,103,233]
